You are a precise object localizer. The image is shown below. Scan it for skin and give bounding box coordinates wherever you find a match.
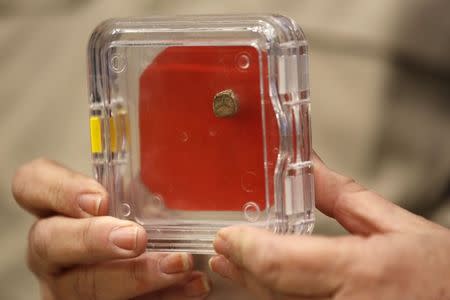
[12,155,450,299]
[11,158,210,300]
[209,154,450,300]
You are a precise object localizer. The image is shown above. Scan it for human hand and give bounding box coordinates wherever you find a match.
[12,158,210,300]
[209,154,450,300]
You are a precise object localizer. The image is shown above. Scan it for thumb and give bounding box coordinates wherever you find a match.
[211,226,357,297]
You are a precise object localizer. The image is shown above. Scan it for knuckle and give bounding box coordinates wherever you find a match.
[340,175,356,188]
[247,240,282,285]
[131,257,152,288]
[340,175,366,195]
[47,177,67,211]
[348,241,386,286]
[73,266,98,300]
[14,157,54,188]
[334,175,366,215]
[27,220,51,271]
[130,258,142,283]
[129,255,158,293]
[253,252,275,274]
[11,162,34,203]
[352,259,385,286]
[257,253,282,285]
[12,158,75,216]
[80,218,98,255]
[32,157,54,167]
[25,247,36,274]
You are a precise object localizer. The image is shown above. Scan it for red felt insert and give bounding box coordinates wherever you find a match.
[139,46,278,211]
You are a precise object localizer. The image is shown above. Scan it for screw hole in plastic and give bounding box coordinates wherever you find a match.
[236,53,250,70]
[110,54,127,73]
[121,203,131,217]
[243,201,260,222]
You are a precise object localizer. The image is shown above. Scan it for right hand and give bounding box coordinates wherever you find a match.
[208,154,450,300]
[12,158,211,300]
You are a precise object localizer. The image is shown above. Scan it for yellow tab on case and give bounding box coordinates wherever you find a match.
[109,116,117,153]
[90,116,103,154]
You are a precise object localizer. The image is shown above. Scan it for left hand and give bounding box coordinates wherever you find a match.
[12,158,211,300]
[208,154,450,300]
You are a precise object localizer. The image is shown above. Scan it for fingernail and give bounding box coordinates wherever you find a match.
[213,231,230,256]
[78,193,102,216]
[159,253,192,274]
[208,256,215,271]
[208,256,221,272]
[208,256,231,278]
[184,274,211,297]
[109,226,138,251]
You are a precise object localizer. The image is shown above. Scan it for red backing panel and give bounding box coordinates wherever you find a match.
[139,46,277,211]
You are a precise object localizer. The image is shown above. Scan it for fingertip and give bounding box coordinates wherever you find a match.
[153,271,211,300]
[97,193,109,216]
[214,226,258,267]
[11,159,39,209]
[207,256,215,271]
[159,253,193,274]
[90,181,110,216]
[76,178,110,217]
[135,225,148,254]
[215,226,259,253]
[77,193,104,217]
[131,252,194,294]
[106,219,147,257]
[216,226,234,239]
[208,255,224,274]
[215,225,245,245]
[183,272,211,298]
[213,230,231,257]
[209,255,241,283]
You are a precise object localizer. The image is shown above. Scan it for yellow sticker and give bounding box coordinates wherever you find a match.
[90,116,103,154]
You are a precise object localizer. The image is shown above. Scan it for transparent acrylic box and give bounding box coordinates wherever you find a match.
[87,15,315,254]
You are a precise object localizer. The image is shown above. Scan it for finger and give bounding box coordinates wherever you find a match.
[180,271,211,299]
[313,152,438,234]
[277,295,331,300]
[278,295,331,300]
[55,252,194,300]
[208,256,273,300]
[208,255,244,283]
[209,255,331,300]
[12,158,108,218]
[141,271,211,300]
[213,226,359,297]
[28,216,146,274]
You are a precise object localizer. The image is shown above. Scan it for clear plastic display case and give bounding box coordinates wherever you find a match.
[87,15,315,254]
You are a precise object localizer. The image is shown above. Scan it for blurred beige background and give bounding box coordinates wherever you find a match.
[0,0,449,299]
